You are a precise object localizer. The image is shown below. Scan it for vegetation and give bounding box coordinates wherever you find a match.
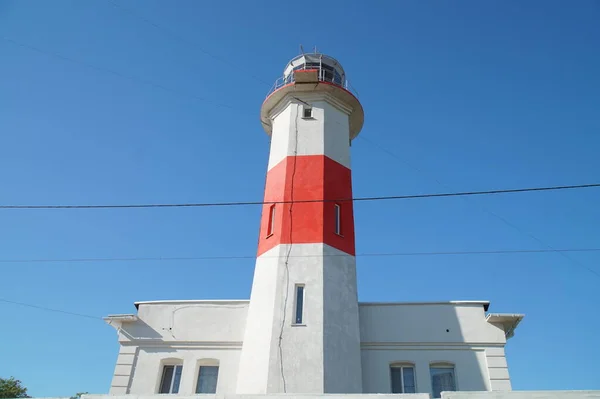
[0,377,30,398]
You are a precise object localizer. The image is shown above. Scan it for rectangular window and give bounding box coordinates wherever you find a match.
[267,204,276,237]
[196,365,219,394]
[334,203,342,235]
[430,366,456,398]
[391,365,416,393]
[294,284,304,324]
[302,106,313,119]
[159,365,183,394]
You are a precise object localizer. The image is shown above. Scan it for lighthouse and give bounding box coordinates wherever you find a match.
[104,51,523,399]
[236,53,365,394]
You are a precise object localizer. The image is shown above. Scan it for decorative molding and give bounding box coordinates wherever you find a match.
[121,341,243,349]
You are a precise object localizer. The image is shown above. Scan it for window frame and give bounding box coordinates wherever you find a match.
[158,364,183,394]
[302,106,313,119]
[390,363,416,394]
[334,203,342,236]
[293,284,305,325]
[266,204,276,237]
[196,363,219,394]
[333,202,344,237]
[429,362,457,398]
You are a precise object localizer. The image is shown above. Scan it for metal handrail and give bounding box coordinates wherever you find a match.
[266,68,359,99]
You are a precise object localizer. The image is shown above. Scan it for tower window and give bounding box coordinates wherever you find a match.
[294,284,305,324]
[302,106,313,119]
[334,203,342,235]
[267,204,276,237]
[159,364,183,394]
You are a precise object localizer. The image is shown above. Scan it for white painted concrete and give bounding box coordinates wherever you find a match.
[84,391,600,399]
[359,303,510,395]
[106,298,519,396]
[442,392,600,399]
[267,96,352,171]
[237,243,362,394]
[359,303,505,344]
[106,301,248,395]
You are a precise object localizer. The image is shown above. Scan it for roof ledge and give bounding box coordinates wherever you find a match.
[486,313,524,339]
[103,314,138,324]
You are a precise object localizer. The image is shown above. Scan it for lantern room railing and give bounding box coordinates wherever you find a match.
[266,66,359,99]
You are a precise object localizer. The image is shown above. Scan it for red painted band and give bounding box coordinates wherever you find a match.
[257,155,355,256]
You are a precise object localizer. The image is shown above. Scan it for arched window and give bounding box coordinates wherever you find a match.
[196,359,220,394]
[430,362,456,398]
[158,358,183,394]
[389,362,416,393]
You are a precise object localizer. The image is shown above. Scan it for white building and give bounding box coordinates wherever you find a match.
[104,53,524,398]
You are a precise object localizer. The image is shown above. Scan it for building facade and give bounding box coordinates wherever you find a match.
[105,53,523,398]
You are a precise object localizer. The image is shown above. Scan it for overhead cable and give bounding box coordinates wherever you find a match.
[1,183,598,210]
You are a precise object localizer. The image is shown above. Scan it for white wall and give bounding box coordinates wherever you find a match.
[358,303,510,396]
[129,347,241,395]
[359,303,505,344]
[442,392,600,399]
[119,301,248,343]
[108,301,516,396]
[237,244,362,394]
[85,392,600,399]
[266,96,351,171]
[109,301,248,395]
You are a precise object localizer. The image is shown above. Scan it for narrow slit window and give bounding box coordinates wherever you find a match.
[294,285,304,324]
[302,106,313,119]
[267,204,276,237]
[334,203,342,235]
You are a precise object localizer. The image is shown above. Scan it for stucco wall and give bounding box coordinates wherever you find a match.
[108,301,515,396]
[359,303,504,344]
[109,301,248,395]
[237,244,362,394]
[128,347,241,395]
[85,392,600,399]
[118,301,248,344]
[442,392,600,399]
[358,303,509,395]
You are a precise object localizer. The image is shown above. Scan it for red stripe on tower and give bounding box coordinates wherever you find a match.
[257,155,355,257]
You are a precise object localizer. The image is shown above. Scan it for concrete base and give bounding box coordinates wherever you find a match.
[82,392,600,399]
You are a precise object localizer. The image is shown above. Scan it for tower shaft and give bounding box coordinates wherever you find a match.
[236,94,362,394]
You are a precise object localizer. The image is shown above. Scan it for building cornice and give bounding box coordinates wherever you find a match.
[119,340,243,349]
[133,299,249,309]
[359,300,491,312]
[361,342,505,350]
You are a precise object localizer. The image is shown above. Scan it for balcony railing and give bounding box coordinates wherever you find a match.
[266,67,359,99]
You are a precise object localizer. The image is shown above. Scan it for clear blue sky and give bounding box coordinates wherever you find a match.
[1,0,599,396]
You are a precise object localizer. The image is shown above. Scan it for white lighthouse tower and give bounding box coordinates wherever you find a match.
[236,53,365,394]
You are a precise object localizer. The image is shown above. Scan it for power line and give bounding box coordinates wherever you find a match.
[2,36,243,112]
[357,135,600,278]
[0,248,599,264]
[1,183,598,210]
[2,247,598,321]
[0,298,103,320]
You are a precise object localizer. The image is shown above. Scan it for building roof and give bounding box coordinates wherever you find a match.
[132,299,490,311]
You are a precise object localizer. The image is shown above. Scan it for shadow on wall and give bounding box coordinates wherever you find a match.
[120,319,164,341]
[440,306,488,396]
[359,303,488,397]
